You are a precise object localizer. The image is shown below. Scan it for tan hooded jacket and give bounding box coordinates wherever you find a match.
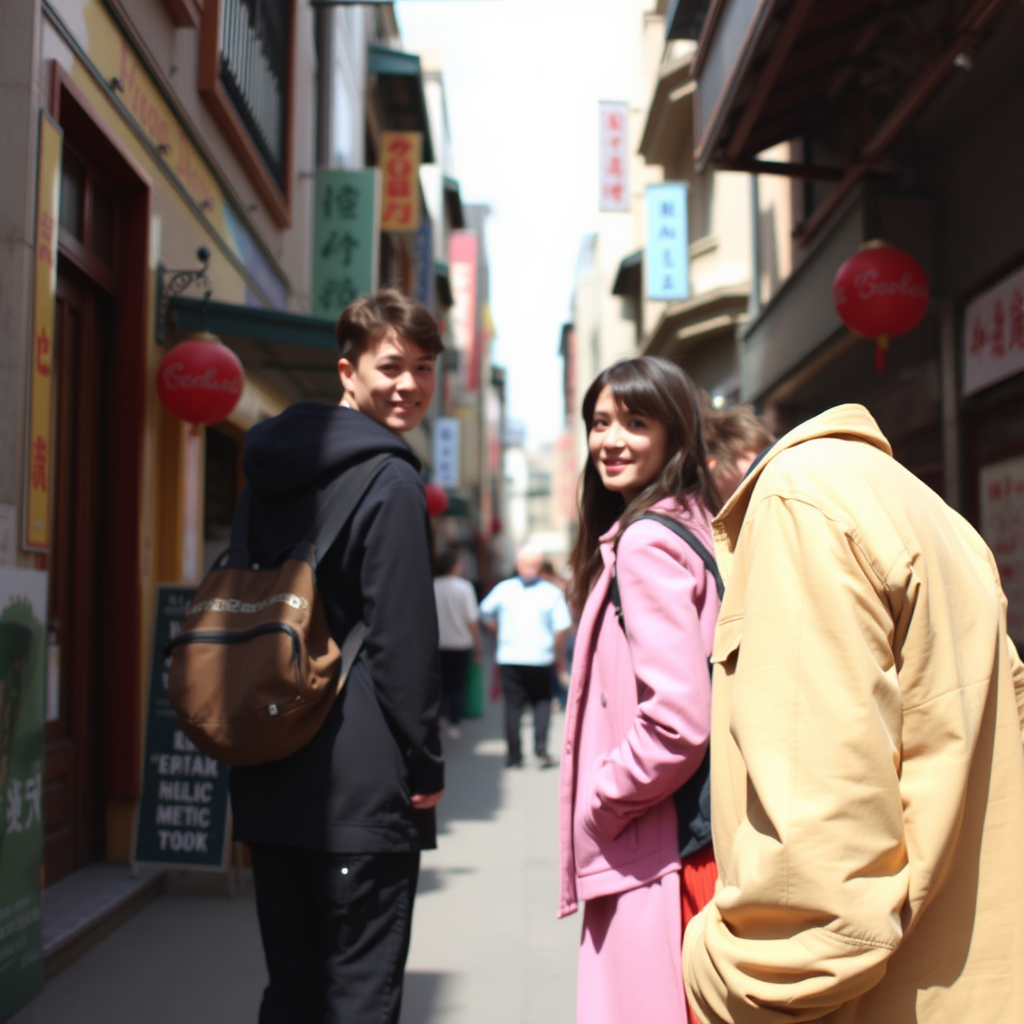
[683,405,1024,1024]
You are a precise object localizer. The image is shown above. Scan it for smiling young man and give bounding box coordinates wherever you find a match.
[229,289,445,1024]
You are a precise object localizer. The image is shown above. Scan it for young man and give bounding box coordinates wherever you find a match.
[229,289,444,1024]
[683,404,1024,1024]
[700,403,774,505]
[480,547,572,768]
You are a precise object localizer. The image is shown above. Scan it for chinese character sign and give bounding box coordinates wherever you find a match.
[979,456,1024,647]
[599,101,630,213]
[380,132,422,233]
[646,183,690,302]
[312,168,380,321]
[412,218,433,308]
[963,263,1024,396]
[433,418,460,489]
[0,568,48,1021]
[449,232,479,393]
[24,114,62,552]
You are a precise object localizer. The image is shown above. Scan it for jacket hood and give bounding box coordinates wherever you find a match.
[714,403,890,535]
[243,401,420,497]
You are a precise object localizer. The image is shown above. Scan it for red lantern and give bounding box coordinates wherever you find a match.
[833,241,930,371]
[157,332,244,427]
[424,483,449,517]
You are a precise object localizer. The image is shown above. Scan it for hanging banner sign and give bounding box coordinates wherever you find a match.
[0,568,48,1021]
[598,101,630,212]
[646,182,690,302]
[23,113,62,553]
[433,417,460,489]
[380,131,422,233]
[412,217,434,308]
[449,232,479,393]
[979,456,1024,647]
[133,585,231,871]
[963,263,1024,396]
[312,168,381,321]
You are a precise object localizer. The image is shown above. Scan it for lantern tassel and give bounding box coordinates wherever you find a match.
[875,335,890,373]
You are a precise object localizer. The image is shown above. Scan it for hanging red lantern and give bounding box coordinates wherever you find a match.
[424,483,449,517]
[833,241,930,371]
[156,332,244,427]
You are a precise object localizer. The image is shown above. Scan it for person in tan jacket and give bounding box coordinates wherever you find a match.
[683,404,1024,1024]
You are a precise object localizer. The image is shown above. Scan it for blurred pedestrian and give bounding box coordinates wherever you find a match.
[433,547,481,740]
[558,357,722,1024]
[700,402,774,505]
[540,558,572,709]
[229,289,444,1024]
[683,404,1024,1024]
[480,547,571,768]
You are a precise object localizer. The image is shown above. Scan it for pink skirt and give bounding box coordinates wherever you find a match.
[577,849,718,1024]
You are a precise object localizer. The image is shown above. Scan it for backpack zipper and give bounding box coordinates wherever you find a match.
[166,622,303,682]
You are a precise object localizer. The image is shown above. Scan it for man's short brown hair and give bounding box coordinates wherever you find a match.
[702,404,775,474]
[335,288,444,362]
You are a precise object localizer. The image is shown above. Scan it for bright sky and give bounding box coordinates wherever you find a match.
[396,0,652,448]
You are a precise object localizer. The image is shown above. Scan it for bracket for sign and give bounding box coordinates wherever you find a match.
[156,246,212,344]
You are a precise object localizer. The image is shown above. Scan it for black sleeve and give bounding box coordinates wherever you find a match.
[358,473,444,794]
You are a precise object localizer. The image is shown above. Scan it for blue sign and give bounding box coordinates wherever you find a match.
[645,183,689,302]
[412,218,433,309]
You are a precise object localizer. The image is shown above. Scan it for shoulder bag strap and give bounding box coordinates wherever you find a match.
[304,452,393,568]
[610,511,725,633]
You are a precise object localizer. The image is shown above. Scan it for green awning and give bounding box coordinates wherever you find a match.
[169,296,340,404]
[612,250,643,297]
[435,262,453,308]
[368,46,435,164]
[443,177,465,228]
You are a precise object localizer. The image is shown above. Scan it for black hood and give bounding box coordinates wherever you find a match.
[243,401,420,497]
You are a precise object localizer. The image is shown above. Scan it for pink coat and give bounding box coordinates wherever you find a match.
[558,497,720,918]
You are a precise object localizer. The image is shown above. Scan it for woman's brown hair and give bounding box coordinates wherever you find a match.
[336,288,444,362]
[567,357,720,612]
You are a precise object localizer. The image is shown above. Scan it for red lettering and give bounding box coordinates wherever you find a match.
[35,329,51,377]
[30,436,48,492]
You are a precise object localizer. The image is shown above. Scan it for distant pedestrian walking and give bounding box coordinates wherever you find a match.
[559,358,722,1024]
[433,548,481,740]
[480,548,571,768]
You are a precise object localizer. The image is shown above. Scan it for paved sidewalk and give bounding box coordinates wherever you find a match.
[12,694,578,1024]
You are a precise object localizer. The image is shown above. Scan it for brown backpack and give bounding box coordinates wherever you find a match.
[165,455,390,766]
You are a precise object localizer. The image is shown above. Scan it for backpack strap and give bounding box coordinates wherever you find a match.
[610,511,724,632]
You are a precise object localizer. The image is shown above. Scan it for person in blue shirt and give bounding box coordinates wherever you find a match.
[480,547,572,768]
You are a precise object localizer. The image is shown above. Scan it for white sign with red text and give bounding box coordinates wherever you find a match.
[963,264,1024,396]
[599,101,630,213]
[979,455,1024,647]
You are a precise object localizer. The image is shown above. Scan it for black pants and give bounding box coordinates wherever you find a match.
[499,663,553,765]
[438,648,472,725]
[249,843,420,1024]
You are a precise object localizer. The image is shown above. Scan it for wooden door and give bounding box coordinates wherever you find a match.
[44,269,109,883]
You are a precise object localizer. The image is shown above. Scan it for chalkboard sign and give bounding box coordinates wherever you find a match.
[132,585,231,871]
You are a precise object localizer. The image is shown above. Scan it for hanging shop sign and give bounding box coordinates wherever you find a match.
[23,113,62,553]
[833,241,930,371]
[646,183,690,302]
[979,456,1024,647]
[133,585,231,871]
[156,333,244,428]
[598,101,630,212]
[380,132,422,233]
[963,263,1024,396]
[0,568,48,1021]
[312,168,381,320]
[433,417,460,489]
[412,218,434,308]
[450,232,479,393]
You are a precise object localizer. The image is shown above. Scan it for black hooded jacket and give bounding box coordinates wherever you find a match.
[228,401,444,853]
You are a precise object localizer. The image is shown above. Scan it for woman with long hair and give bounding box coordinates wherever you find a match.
[558,357,722,1024]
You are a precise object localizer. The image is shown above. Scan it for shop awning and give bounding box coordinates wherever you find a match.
[639,49,696,172]
[665,0,713,40]
[369,45,436,163]
[435,262,454,308]
[643,285,749,361]
[443,177,465,229]
[169,296,341,405]
[612,250,643,298]
[692,0,1008,239]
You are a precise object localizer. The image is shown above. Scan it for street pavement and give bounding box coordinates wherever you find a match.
[13,693,579,1024]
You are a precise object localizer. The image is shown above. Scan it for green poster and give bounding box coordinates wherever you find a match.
[312,168,381,322]
[0,569,47,1022]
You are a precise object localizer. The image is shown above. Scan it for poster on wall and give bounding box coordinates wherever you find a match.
[133,586,231,872]
[0,568,48,1022]
[979,455,1024,647]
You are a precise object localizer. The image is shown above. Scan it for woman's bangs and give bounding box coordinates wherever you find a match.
[606,371,667,424]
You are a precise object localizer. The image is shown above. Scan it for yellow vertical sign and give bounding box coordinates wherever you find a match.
[24,113,63,551]
[380,131,422,233]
